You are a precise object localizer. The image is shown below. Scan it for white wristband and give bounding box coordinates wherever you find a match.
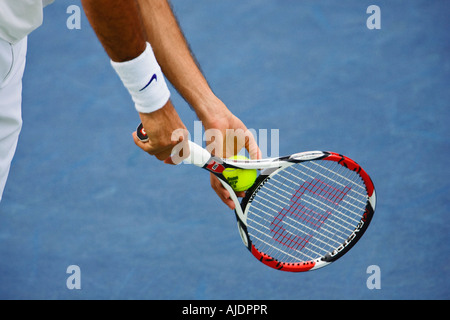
[110,42,170,113]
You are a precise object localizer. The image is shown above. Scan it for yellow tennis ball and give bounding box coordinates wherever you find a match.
[222,155,257,192]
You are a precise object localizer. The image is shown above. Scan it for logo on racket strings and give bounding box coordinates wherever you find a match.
[270,178,351,252]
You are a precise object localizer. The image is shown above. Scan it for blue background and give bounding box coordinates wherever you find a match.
[0,0,448,300]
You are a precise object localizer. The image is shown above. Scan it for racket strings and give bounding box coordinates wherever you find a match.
[246,160,368,264]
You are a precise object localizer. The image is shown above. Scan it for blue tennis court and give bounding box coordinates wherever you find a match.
[0,0,448,300]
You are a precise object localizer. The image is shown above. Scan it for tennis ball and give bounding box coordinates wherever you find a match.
[222,155,257,192]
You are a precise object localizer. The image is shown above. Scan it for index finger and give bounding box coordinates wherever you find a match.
[132,130,175,162]
[245,132,262,160]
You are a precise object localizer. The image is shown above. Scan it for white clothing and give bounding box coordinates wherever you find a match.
[0,0,54,202]
[0,37,28,202]
[0,0,55,44]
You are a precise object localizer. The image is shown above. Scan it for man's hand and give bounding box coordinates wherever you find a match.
[132,100,187,162]
[200,99,262,210]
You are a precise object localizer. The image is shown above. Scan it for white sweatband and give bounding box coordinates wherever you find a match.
[110,42,170,113]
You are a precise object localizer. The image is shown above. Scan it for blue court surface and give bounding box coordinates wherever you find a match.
[0,0,448,300]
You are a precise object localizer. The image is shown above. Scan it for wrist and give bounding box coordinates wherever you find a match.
[111,42,170,113]
[193,94,231,125]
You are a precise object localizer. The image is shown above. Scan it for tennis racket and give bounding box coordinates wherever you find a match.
[136,123,376,272]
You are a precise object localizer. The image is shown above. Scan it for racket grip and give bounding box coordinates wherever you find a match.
[136,123,211,167]
[184,140,211,167]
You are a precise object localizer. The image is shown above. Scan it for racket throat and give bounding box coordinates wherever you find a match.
[236,216,251,250]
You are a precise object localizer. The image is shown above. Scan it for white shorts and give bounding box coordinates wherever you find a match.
[0,36,27,203]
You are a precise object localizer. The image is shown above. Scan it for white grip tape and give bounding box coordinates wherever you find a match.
[183,141,212,167]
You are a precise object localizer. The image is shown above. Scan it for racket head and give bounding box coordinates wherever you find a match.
[238,152,376,272]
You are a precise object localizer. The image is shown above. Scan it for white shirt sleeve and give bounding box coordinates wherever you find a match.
[0,0,55,44]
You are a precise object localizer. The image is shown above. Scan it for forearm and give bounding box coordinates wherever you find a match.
[81,0,146,62]
[136,0,224,121]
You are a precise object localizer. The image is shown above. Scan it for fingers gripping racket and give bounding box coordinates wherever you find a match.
[136,124,376,272]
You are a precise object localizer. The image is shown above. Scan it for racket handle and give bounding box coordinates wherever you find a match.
[183,140,211,167]
[136,123,211,167]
